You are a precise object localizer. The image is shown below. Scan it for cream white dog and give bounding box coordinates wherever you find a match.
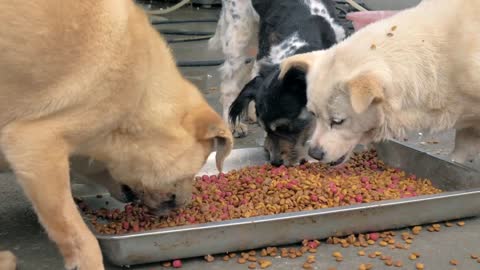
[280,0,480,165]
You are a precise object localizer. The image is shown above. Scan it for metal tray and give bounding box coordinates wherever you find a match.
[74,140,480,266]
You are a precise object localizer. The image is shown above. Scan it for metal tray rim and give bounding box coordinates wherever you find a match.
[93,188,480,240]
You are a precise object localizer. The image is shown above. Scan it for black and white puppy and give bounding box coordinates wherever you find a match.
[214,0,346,166]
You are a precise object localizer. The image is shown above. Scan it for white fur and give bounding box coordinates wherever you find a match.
[284,0,480,164]
[303,0,346,41]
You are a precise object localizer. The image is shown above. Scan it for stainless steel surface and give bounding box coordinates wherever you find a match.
[75,140,480,267]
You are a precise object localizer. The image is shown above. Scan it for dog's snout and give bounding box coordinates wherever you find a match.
[270,159,284,167]
[308,146,325,161]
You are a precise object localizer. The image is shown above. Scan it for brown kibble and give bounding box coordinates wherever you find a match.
[308,248,317,253]
[427,226,435,232]
[477,258,480,263]
[416,262,425,269]
[248,263,257,269]
[259,260,272,269]
[367,240,375,245]
[289,253,297,259]
[385,260,393,266]
[387,33,394,37]
[394,260,403,267]
[366,263,374,270]
[242,252,250,258]
[388,239,395,244]
[249,251,257,256]
[333,252,342,258]
[302,263,313,269]
[457,221,465,226]
[450,260,458,265]
[368,253,377,258]
[379,241,388,247]
[375,251,382,256]
[471,254,479,259]
[395,243,404,249]
[336,257,343,262]
[223,255,230,261]
[370,44,377,50]
[391,26,397,31]
[409,254,418,260]
[260,249,268,257]
[445,222,454,227]
[300,246,309,253]
[412,226,422,234]
[358,250,366,256]
[296,250,303,257]
[406,239,413,244]
[248,256,257,262]
[238,258,247,264]
[162,262,172,267]
[204,255,215,263]
[341,242,350,248]
[359,264,367,270]
[229,253,237,258]
[413,252,421,257]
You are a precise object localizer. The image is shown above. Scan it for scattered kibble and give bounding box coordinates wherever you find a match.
[358,250,366,256]
[445,222,454,227]
[223,255,230,261]
[427,227,435,232]
[248,256,257,262]
[359,264,367,270]
[412,226,422,234]
[332,252,342,258]
[394,260,403,267]
[162,262,172,267]
[450,259,458,265]
[409,254,418,260]
[259,259,272,269]
[471,254,479,259]
[406,239,413,244]
[302,262,313,269]
[204,255,215,263]
[457,221,465,227]
[380,241,388,247]
[248,262,257,269]
[416,262,425,269]
[249,251,256,256]
[368,253,377,258]
[385,259,393,266]
[238,258,247,264]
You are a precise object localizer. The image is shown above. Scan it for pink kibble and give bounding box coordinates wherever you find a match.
[172,259,182,268]
[240,199,248,205]
[308,241,319,249]
[330,187,338,194]
[286,183,295,189]
[370,164,378,170]
[355,194,363,203]
[410,174,417,180]
[339,194,345,201]
[360,176,369,183]
[369,233,379,241]
[388,184,397,189]
[122,221,130,230]
[310,194,319,202]
[394,168,402,173]
[290,179,299,185]
[276,183,284,189]
[364,184,372,190]
[406,186,416,192]
[377,188,385,193]
[363,161,371,166]
[255,177,264,184]
[220,213,229,220]
[202,194,209,200]
[201,175,209,182]
[391,175,399,181]
[209,206,217,212]
[210,175,218,182]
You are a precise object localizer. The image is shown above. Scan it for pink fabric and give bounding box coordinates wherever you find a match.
[346,11,400,31]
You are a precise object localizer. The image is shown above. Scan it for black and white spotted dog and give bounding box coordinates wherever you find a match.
[209,0,346,166]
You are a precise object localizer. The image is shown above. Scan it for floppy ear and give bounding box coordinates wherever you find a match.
[347,73,385,114]
[228,76,263,124]
[279,52,316,79]
[185,107,233,172]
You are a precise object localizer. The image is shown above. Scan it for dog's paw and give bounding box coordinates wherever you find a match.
[232,122,248,138]
[0,251,16,270]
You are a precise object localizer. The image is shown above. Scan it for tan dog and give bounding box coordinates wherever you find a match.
[280,0,480,165]
[0,1,233,269]
[0,251,16,270]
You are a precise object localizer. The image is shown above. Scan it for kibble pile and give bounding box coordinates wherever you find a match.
[79,150,442,235]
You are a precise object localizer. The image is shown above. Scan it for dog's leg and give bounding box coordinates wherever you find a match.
[0,251,16,270]
[1,122,104,270]
[0,150,9,172]
[451,127,480,163]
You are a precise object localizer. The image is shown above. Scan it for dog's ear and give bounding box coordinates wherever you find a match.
[347,73,384,114]
[229,76,262,124]
[184,107,233,172]
[279,52,316,79]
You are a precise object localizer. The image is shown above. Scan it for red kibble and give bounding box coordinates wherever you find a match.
[369,233,379,241]
[132,224,140,232]
[410,174,417,180]
[360,176,369,183]
[310,194,319,202]
[172,259,182,268]
[355,194,363,203]
[308,241,319,249]
[122,221,130,230]
[202,175,209,182]
[339,194,345,201]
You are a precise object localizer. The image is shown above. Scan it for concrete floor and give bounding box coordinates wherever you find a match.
[1,3,480,270]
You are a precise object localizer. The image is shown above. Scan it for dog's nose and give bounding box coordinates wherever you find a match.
[308,147,325,161]
[271,159,284,167]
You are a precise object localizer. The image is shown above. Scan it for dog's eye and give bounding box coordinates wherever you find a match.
[330,118,345,127]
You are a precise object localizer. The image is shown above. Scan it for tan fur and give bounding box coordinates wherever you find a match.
[0,1,232,269]
[280,0,480,164]
[0,251,16,270]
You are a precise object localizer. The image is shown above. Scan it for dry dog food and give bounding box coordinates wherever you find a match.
[79,150,442,234]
